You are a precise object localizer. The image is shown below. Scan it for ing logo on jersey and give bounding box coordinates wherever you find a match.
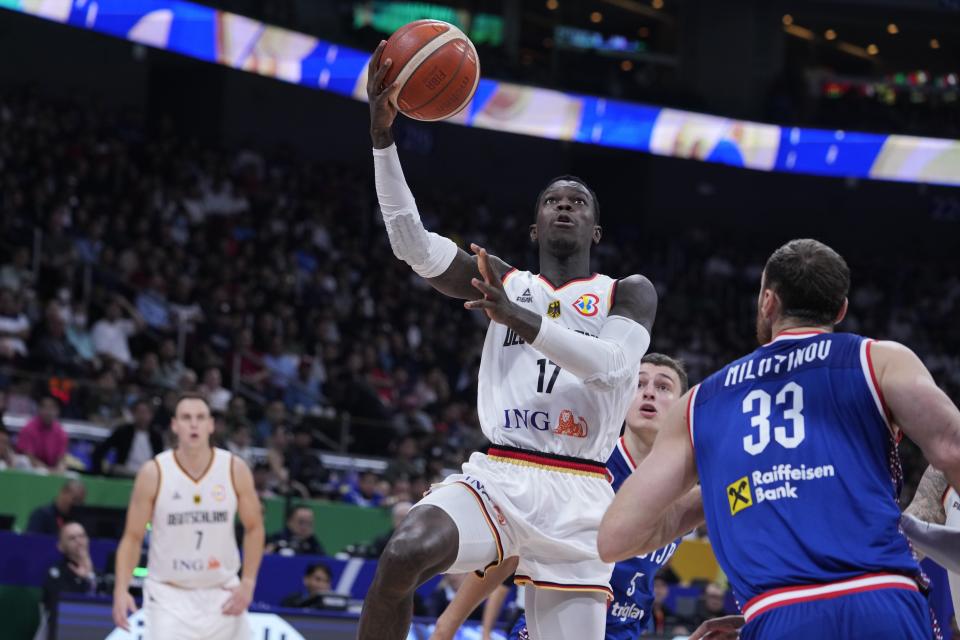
[572,293,600,317]
[727,476,753,515]
[207,556,221,570]
[554,409,588,438]
[546,300,561,318]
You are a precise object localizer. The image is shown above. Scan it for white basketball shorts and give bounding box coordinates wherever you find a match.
[143,577,250,640]
[414,446,615,599]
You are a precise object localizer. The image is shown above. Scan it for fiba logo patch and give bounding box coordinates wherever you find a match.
[546,300,561,319]
[727,476,753,515]
[211,484,226,502]
[572,293,600,317]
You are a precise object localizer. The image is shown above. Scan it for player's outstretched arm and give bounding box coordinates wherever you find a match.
[871,341,960,491]
[642,485,706,552]
[112,461,158,630]
[430,557,518,640]
[223,456,265,616]
[598,391,697,562]
[366,42,512,300]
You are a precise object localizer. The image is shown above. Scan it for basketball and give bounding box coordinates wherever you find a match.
[380,20,480,122]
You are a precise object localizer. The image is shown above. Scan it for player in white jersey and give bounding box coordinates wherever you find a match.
[358,43,657,640]
[111,393,264,639]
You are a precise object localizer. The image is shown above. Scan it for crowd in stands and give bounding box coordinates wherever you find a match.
[2,87,959,506]
[5,86,959,638]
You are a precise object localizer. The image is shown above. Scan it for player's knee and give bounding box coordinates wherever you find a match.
[378,507,457,580]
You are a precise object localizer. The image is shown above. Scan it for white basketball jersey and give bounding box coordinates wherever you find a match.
[477,269,640,462]
[148,448,240,589]
[943,486,960,617]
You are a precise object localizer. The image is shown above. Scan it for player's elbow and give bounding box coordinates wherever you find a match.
[123,529,145,547]
[927,429,960,478]
[242,517,265,540]
[597,520,633,564]
[581,347,634,392]
[596,530,620,564]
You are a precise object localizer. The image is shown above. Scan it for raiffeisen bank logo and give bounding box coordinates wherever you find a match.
[727,463,837,515]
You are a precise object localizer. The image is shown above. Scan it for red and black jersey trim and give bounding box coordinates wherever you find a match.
[537,272,600,291]
[486,444,606,477]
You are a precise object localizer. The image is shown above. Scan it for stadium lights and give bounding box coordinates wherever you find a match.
[591,10,603,22]
[784,24,815,40]
[546,0,558,10]
[930,38,940,49]
[886,23,898,35]
[652,0,664,9]
[782,14,793,26]
[621,60,634,71]
[825,29,837,41]
[836,41,872,60]
[867,44,879,56]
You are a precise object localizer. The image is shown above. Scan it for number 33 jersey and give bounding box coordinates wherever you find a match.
[477,269,637,462]
[147,448,241,589]
[690,331,921,608]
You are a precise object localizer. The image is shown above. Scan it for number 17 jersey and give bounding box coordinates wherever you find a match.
[690,331,921,610]
[477,269,637,462]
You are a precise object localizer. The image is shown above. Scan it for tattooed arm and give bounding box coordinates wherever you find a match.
[905,465,949,526]
[902,464,949,562]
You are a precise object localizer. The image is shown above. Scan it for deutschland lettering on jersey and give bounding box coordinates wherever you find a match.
[167,510,230,526]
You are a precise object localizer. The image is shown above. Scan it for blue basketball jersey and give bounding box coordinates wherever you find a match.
[690,331,922,615]
[508,437,681,640]
[605,438,681,636]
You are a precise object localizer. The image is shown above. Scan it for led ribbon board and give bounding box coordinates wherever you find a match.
[3,0,958,186]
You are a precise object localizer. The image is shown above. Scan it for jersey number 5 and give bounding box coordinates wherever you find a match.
[742,382,805,455]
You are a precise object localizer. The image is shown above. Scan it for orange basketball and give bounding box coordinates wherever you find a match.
[380,20,480,122]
